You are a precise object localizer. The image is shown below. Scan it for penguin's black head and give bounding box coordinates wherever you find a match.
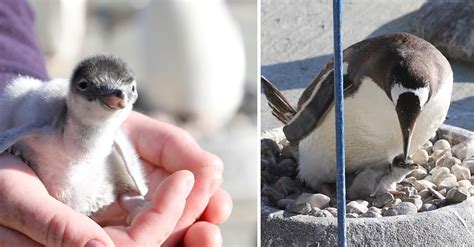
[70,55,138,110]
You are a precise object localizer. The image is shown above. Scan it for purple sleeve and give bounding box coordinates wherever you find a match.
[0,0,48,86]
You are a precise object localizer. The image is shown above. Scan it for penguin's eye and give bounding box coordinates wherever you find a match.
[77,80,89,91]
[131,85,136,92]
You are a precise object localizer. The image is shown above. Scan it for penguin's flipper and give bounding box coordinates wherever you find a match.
[283,69,353,142]
[0,126,50,153]
[261,76,297,124]
[111,130,148,196]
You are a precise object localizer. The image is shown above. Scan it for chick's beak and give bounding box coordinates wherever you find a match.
[100,90,127,110]
[395,93,421,161]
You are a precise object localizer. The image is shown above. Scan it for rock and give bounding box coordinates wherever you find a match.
[423,141,433,154]
[407,166,428,180]
[280,145,296,159]
[441,157,461,169]
[367,206,382,214]
[437,188,447,197]
[412,148,429,165]
[277,199,294,210]
[432,139,451,152]
[261,159,270,171]
[438,174,459,189]
[451,164,472,180]
[373,192,395,208]
[268,158,297,177]
[386,198,402,208]
[458,180,472,189]
[419,203,438,212]
[413,180,436,192]
[286,193,300,200]
[384,202,418,216]
[313,209,333,217]
[294,193,330,209]
[469,186,474,196]
[452,140,474,160]
[355,200,369,208]
[261,170,276,185]
[346,213,359,218]
[446,187,471,204]
[424,175,434,183]
[261,196,271,206]
[428,198,448,208]
[261,138,280,163]
[309,207,321,216]
[262,185,284,202]
[288,202,312,214]
[403,195,423,210]
[401,177,417,186]
[360,211,382,218]
[417,189,432,199]
[428,187,446,200]
[461,159,474,174]
[400,187,418,198]
[273,177,298,196]
[432,167,451,184]
[325,207,338,217]
[432,150,450,161]
[417,1,474,63]
[346,201,368,214]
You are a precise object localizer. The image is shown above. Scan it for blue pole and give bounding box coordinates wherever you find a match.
[332,0,346,246]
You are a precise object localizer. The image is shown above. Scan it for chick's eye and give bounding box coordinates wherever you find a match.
[77,80,89,91]
[131,85,136,92]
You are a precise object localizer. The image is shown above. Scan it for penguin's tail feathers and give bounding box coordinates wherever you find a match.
[261,76,297,124]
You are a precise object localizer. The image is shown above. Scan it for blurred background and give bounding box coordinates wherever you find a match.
[29,0,257,246]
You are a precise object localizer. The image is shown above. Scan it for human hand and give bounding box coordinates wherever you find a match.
[0,111,231,246]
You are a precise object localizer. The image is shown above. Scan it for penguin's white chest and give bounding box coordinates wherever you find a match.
[298,76,452,190]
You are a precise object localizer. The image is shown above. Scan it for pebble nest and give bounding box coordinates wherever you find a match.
[261,127,474,218]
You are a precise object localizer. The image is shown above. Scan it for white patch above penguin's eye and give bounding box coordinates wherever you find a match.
[391,83,429,108]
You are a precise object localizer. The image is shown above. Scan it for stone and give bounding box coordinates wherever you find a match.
[461,159,474,174]
[432,139,451,152]
[294,193,330,209]
[417,1,474,63]
[401,177,417,186]
[360,211,382,218]
[367,207,382,214]
[458,180,472,189]
[423,141,433,154]
[268,158,297,177]
[386,198,402,208]
[428,187,446,200]
[373,192,395,208]
[261,170,276,185]
[313,209,333,217]
[432,150,450,161]
[325,207,338,217]
[355,200,369,208]
[309,207,321,216]
[438,174,459,189]
[413,180,436,192]
[446,187,471,204]
[428,198,448,208]
[432,167,451,185]
[384,202,418,216]
[469,186,474,196]
[346,213,359,218]
[412,148,429,165]
[261,138,280,163]
[277,199,294,210]
[419,203,438,212]
[437,188,447,197]
[287,202,312,215]
[441,157,461,169]
[280,145,296,159]
[261,159,270,171]
[417,189,432,199]
[273,177,298,196]
[403,195,423,210]
[451,164,472,180]
[452,140,474,160]
[346,201,368,214]
[400,187,418,198]
[262,185,284,202]
[407,166,428,180]
[424,175,434,183]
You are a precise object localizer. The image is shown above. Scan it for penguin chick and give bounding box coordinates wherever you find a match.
[0,55,147,220]
[347,155,418,200]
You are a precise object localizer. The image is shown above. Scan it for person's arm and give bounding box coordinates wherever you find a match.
[0,0,48,90]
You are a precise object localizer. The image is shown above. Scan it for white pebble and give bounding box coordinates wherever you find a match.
[432,150,450,161]
[413,180,436,191]
[458,180,472,189]
[433,139,451,152]
[452,140,474,160]
[432,167,451,184]
[346,201,368,214]
[412,148,429,165]
[461,159,474,174]
[437,174,458,189]
[441,157,461,169]
[451,164,472,180]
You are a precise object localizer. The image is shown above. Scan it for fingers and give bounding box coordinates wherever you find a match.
[0,226,42,247]
[105,170,194,246]
[0,154,114,247]
[183,222,222,247]
[200,189,233,225]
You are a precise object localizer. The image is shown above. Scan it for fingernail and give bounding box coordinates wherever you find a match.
[84,240,105,247]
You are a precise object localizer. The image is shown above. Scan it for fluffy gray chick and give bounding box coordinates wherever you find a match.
[0,55,148,219]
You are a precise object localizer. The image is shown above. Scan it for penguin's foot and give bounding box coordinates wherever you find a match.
[118,192,151,225]
[386,189,406,198]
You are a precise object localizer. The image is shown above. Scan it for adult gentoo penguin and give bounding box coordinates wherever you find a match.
[262,32,453,191]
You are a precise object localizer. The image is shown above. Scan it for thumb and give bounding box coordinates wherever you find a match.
[0,154,115,247]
